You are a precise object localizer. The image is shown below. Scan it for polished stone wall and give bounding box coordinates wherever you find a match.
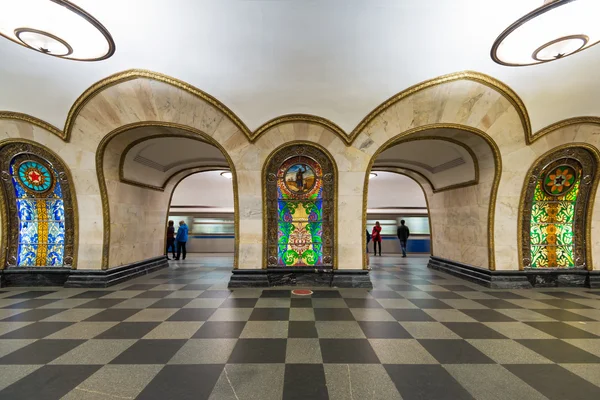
[1,71,599,273]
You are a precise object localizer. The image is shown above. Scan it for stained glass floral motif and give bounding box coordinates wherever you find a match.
[530,163,581,268]
[10,157,65,267]
[277,156,324,266]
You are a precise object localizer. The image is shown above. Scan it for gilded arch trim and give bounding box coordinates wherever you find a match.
[0,139,79,269]
[363,123,502,271]
[517,143,600,271]
[368,167,435,256]
[96,121,240,270]
[532,117,600,143]
[262,141,339,269]
[117,133,229,191]
[1,68,530,145]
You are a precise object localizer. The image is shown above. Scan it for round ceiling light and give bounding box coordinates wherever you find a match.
[0,0,115,61]
[369,173,378,179]
[220,171,233,180]
[491,0,600,66]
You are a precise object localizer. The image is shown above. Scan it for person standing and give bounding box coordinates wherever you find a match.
[397,219,410,258]
[166,220,176,260]
[372,221,382,256]
[175,220,189,261]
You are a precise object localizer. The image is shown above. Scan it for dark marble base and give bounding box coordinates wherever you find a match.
[64,256,168,288]
[228,268,373,289]
[0,268,71,288]
[428,256,600,289]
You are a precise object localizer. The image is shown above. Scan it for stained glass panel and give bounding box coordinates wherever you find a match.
[276,156,324,267]
[529,163,581,268]
[10,157,65,267]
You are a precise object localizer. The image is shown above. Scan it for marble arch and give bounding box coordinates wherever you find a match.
[0,68,556,275]
[364,125,501,271]
[96,122,240,270]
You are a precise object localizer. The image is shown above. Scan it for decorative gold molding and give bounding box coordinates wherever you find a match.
[2,68,526,146]
[0,112,64,140]
[117,132,228,191]
[363,123,502,271]
[96,121,240,270]
[253,114,348,143]
[0,138,79,269]
[532,117,600,143]
[350,70,531,145]
[261,141,339,270]
[64,69,251,143]
[369,167,435,257]
[373,135,480,192]
[517,143,600,271]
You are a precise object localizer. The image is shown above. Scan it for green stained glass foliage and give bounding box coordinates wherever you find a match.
[529,164,581,269]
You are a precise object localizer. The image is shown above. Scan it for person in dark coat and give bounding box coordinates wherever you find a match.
[166,220,176,260]
[397,219,410,258]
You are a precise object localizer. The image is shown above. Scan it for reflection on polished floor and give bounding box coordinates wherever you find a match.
[0,254,599,399]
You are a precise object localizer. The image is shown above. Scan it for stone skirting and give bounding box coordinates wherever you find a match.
[228,268,373,289]
[64,256,169,288]
[428,256,600,289]
[0,256,169,288]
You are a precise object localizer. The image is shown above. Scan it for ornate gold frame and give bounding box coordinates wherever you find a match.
[0,139,79,269]
[363,124,502,271]
[368,168,435,256]
[517,143,600,271]
[532,117,600,143]
[96,122,240,270]
[262,141,339,269]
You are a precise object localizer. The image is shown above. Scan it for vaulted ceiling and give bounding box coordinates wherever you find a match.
[1,0,599,135]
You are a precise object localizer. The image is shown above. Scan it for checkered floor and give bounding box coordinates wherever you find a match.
[0,255,599,399]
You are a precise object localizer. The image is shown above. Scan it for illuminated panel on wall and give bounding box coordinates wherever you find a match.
[276,156,324,267]
[530,163,580,268]
[10,158,65,267]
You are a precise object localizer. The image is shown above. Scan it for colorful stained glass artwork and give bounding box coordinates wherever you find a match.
[543,164,577,196]
[530,162,581,268]
[10,157,65,267]
[17,161,53,193]
[277,156,324,266]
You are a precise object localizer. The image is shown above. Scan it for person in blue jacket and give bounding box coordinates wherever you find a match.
[175,220,189,260]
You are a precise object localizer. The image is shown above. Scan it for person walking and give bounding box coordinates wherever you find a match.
[166,220,176,260]
[175,220,189,261]
[397,219,410,258]
[366,229,371,267]
[372,221,382,256]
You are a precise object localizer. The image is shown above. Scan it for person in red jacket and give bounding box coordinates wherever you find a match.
[372,221,382,256]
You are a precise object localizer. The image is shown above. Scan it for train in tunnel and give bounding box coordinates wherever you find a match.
[167,210,431,255]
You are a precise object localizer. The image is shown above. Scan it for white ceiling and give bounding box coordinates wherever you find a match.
[368,171,426,209]
[1,0,600,133]
[171,170,234,209]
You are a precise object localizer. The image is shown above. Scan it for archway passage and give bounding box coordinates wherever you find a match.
[367,171,431,257]
[167,170,235,258]
[264,144,336,268]
[0,141,76,269]
[99,123,239,270]
[366,126,500,271]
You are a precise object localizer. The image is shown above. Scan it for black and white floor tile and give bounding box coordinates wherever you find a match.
[0,254,599,399]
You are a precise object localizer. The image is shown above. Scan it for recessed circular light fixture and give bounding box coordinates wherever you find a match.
[369,173,378,180]
[0,0,115,61]
[220,171,233,180]
[491,0,600,66]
